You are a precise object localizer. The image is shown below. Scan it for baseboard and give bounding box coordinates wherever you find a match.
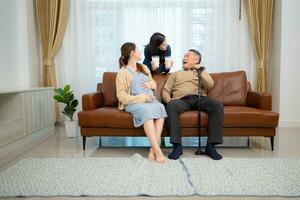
[0,125,55,169]
[279,120,300,128]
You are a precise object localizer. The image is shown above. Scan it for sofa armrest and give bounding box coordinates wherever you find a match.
[82,91,103,111]
[247,91,272,110]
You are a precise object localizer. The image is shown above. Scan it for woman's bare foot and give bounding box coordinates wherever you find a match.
[154,148,166,163]
[148,148,155,161]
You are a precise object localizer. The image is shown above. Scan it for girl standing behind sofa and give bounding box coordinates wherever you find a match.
[116,42,167,163]
[143,32,173,73]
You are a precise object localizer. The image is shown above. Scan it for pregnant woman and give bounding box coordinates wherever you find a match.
[116,42,167,163]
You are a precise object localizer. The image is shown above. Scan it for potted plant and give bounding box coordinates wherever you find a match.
[53,85,79,138]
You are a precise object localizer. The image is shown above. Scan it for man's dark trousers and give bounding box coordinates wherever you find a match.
[166,95,223,145]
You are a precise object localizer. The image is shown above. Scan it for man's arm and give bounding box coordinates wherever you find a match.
[194,64,214,90]
[162,73,175,103]
[201,70,214,90]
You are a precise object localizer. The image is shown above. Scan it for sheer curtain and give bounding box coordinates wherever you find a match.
[56,0,255,146]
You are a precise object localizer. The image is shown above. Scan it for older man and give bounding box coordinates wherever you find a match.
[162,49,223,160]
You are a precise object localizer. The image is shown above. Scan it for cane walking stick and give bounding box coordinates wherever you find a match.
[195,67,205,155]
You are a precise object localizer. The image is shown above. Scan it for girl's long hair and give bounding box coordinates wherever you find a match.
[146,32,166,56]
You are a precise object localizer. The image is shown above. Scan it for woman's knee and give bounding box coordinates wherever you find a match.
[143,119,154,126]
[154,117,165,122]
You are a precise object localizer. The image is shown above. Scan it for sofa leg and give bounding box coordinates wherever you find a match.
[83,136,86,151]
[99,137,102,148]
[247,137,250,148]
[270,136,274,151]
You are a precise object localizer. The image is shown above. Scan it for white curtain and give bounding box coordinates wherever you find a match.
[56,0,254,147]
[57,0,255,93]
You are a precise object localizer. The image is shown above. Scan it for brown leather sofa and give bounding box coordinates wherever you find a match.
[78,71,279,151]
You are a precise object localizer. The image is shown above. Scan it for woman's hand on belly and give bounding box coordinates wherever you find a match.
[141,81,152,89]
[145,95,155,103]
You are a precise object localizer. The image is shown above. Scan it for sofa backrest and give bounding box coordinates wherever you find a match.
[101,70,248,107]
[102,72,118,107]
[208,71,248,106]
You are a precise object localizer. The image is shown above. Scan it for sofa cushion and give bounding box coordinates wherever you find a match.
[78,107,135,128]
[209,71,248,106]
[179,106,278,128]
[78,106,279,129]
[223,106,279,128]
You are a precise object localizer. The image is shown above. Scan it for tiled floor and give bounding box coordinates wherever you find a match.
[1,126,300,200]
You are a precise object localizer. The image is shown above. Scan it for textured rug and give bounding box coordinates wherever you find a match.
[0,154,300,197]
[182,157,300,197]
[0,154,193,197]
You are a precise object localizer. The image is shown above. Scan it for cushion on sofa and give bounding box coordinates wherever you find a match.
[209,71,248,106]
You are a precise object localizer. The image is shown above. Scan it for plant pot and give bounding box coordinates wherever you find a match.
[64,120,77,138]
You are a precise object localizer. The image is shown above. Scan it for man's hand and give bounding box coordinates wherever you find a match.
[194,63,205,69]
[193,64,206,77]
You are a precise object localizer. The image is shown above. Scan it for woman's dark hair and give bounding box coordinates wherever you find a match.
[147,32,166,56]
[119,42,148,75]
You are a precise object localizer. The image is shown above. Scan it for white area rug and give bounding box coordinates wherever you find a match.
[0,154,193,197]
[182,157,300,197]
[0,154,300,197]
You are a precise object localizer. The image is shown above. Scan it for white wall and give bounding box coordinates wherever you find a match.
[270,0,300,127]
[0,0,41,90]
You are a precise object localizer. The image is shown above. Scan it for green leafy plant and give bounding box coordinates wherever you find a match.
[53,85,78,121]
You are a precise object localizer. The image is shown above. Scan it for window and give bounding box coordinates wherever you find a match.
[88,0,225,82]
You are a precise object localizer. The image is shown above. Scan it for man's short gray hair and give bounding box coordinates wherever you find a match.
[189,49,202,64]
